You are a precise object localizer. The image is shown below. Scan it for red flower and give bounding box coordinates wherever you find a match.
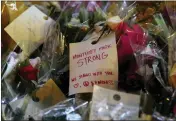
[19,65,38,81]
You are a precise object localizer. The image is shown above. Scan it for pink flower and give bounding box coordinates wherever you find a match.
[116,22,147,64]
[116,22,147,89]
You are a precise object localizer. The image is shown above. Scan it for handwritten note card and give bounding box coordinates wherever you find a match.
[5,5,55,57]
[69,32,118,95]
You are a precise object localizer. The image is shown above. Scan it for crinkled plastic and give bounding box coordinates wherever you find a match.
[58,1,108,44]
[2,95,31,120]
[128,23,172,97]
[1,0,112,103]
[165,1,176,30]
[135,2,172,39]
[38,22,65,83]
[94,100,139,120]
[153,13,171,42]
[168,32,176,88]
[2,78,66,120]
[152,112,176,121]
[118,1,136,21]
[39,1,110,82]
[90,85,140,120]
[2,1,54,87]
[114,4,171,93]
[2,1,176,120]
[1,52,42,103]
[1,1,20,68]
[31,98,89,120]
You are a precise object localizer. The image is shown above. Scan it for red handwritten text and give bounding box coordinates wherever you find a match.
[92,71,102,76]
[83,80,114,87]
[79,73,91,79]
[71,77,76,82]
[99,44,112,51]
[73,49,96,60]
[105,71,113,75]
[83,81,89,87]
[77,52,108,67]
[74,83,79,88]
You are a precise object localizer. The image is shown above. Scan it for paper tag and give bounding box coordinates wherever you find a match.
[90,85,140,120]
[35,79,66,106]
[5,5,55,57]
[69,32,118,95]
[9,79,66,119]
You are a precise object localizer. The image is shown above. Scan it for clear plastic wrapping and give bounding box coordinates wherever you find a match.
[2,94,31,120]
[129,30,171,92]
[165,1,176,30]
[1,1,176,120]
[2,78,66,120]
[38,22,65,82]
[127,24,173,101]
[31,98,89,120]
[90,85,140,120]
[94,100,139,120]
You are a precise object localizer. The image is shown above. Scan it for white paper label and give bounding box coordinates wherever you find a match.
[5,5,55,57]
[90,85,140,120]
[69,32,118,95]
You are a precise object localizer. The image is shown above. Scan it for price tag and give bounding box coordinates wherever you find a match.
[69,32,118,95]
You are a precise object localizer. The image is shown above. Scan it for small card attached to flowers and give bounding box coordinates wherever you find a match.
[5,5,55,57]
[89,85,140,120]
[9,79,66,119]
[69,32,118,95]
